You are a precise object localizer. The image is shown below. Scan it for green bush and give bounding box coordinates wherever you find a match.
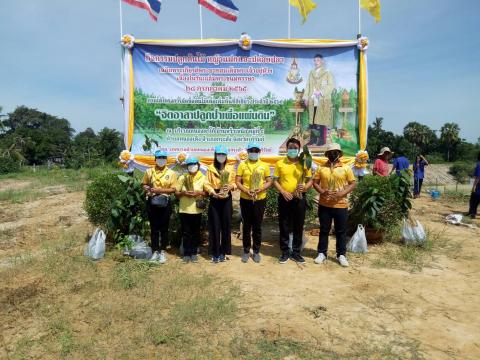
[0,156,21,174]
[349,172,412,232]
[449,162,474,184]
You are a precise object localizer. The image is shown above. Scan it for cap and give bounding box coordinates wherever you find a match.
[214,145,228,155]
[154,150,168,158]
[185,156,199,165]
[324,143,343,156]
[246,141,261,150]
[377,147,393,156]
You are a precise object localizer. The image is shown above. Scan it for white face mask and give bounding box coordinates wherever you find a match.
[248,152,259,161]
[216,154,227,163]
[188,164,199,173]
[156,159,167,167]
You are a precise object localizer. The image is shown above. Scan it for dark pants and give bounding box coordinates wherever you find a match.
[208,194,232,257]
[240,198,266,254]
[147,201,172,252]
[468,192,480,217]
[278,195,306,256]
[318,205,348,257]
[413,177,424,196]
[180,213,202,256]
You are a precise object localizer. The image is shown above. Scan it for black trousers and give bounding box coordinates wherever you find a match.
[413,177,424,196]
[468,192,480,216]
[278,195,306,256]
[240,198,266,254]
[180,213,202,257]
[318,205,348,257]
[208,194,232,257]
[147,201,172,252]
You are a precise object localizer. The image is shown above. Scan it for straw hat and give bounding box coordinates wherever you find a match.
[377,147,393,156]
[324,143,343,156]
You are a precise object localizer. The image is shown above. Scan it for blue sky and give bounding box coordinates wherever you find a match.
[1,0,479,143]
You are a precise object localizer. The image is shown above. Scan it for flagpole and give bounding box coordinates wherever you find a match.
[119,0,124,101]
[358,0,362,36]
[199,4,204,40]
[288,0,291,39]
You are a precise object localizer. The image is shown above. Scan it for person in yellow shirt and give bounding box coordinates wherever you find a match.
[235,141,272,263]
[313,143,356,267]
[175,156,207,263]
[204,145,237,263]
[273,138,313,264]
[142,150,177,264]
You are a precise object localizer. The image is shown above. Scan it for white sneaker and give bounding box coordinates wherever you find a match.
[314,253,327,264]
[337,255,349,267]
[158,251,167,264]
[149,251,160,262]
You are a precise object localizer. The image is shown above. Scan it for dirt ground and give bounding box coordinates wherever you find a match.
[1,180,479,359]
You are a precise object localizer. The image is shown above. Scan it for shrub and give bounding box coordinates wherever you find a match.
[449,162,474,184]
[0,156,21,174]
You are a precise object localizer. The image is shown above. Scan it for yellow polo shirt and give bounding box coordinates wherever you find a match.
[142,166,177,189]
[315,162,355,208]
[204,164,237,195]
[175,171,206,214]
[236,160,271,200]
[273,157,313,193]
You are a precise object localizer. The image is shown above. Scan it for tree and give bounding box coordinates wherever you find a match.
[440,122,460,161]
[403,122,437,158]
[96,127,124,163]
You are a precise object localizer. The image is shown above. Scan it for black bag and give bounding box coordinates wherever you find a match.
[150,195,169,207]
[195,198,207,210]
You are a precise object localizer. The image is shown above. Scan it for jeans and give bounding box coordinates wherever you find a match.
[147,201,172,252]
[278,195,306,255]
[318,205,348,257]
[240,198,266,254]
[180,213,202,256]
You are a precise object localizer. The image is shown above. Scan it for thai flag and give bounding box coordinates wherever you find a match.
[122,0,162,22]
[198,0,239,22]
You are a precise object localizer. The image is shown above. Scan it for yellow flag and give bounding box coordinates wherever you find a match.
[360,0,381,22]
[290,0,317,24]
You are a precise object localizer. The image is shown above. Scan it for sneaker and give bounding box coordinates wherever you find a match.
[149,251,160,262]
[291,253,306,264]
[337,255,349,267]
[278,253,289,264]
[219,254,226,262]
[252,252,261,263]
[314,253,327,264]
[182,256,190,263]
[158,251,166,264]
[241,252,250,263]
[211,256,219,263]
[191,255,199,263]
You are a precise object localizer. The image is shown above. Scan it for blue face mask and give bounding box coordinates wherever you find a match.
[287,149,299,158]
[248,152,259,161]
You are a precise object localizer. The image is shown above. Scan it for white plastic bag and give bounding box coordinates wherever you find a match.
[347,225,368,253]
[402,218,426,245]
[129,236,152,260]
[84,228,106,260]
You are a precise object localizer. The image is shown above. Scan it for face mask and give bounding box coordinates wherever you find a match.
[248,152,259,161]
[156,159,167,167]
[216,155,227,163]
[287,149,299,158]
[327,153,340,163]
[188,164,199,173]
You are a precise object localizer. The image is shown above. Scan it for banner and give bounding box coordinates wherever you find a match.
[123,38,368,165]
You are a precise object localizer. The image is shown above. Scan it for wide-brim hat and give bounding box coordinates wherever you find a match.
[378,147,393,156]
[324,143,343,156]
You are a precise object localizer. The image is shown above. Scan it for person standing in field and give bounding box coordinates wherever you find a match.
[466,152,480,219]
[204,145,236,263]
[413,154,429,198]
[313,143,356,267]
[372,147,392,176]
[273,138,313,264]
[235,141,272,263]
[175,157,207,263]
[391,151,410,176]
[142,150,177,264]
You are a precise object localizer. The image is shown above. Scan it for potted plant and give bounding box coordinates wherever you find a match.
[349,172,412,243]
